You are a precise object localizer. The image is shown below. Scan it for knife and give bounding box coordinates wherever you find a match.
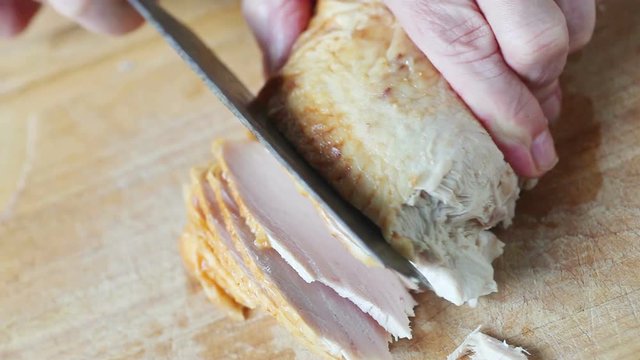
[128,0,431,290]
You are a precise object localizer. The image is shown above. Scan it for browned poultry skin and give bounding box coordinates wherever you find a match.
[180,169,255,319]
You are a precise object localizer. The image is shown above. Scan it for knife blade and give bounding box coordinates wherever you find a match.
[128,0,431,290]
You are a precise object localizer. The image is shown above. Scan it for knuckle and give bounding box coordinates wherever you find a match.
[466,52,510,81]
[507,20,569,84]
[557,0,596,51]
[509,87,544,132]
[511,86,533,120]
[415,1,498,61]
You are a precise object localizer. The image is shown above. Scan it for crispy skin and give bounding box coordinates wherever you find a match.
[180,171,249,320]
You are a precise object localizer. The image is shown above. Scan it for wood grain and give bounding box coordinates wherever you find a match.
[1,1,638,359]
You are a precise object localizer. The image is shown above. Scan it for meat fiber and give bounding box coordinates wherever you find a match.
[447,327,529,360]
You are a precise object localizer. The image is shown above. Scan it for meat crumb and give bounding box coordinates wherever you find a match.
[447,326,529,360]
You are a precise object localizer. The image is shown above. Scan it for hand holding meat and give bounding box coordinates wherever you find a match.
[243,0,597,178]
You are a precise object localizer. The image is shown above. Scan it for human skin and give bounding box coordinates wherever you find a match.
[242,0,596,178]
[1,0,596,178]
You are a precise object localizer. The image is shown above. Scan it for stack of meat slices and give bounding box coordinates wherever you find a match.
[180,140,417,359]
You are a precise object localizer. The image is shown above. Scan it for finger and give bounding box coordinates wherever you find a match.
[476,0,570,88]
[555,0,596,52]
[533,79,562,122]
[0,0,41,38]
[47,0,143,35]
[243,0,313,75]
[385,0,557,177]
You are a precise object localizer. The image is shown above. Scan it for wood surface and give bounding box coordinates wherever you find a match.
[1,1,638,359]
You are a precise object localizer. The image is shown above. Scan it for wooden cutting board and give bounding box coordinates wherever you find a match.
[1,1,638,359]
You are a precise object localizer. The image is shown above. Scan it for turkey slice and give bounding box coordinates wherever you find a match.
[180,224,246,319]
[217,139,416,339]
[211,169,393,360]
[180,168,258,318]
[190,168,262,309]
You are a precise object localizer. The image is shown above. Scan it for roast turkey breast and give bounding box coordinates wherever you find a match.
[259,0,520,305]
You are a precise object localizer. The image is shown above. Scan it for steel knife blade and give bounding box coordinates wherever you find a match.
[128,0,431,290]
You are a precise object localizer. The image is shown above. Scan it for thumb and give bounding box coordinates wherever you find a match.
[242,0,313,76]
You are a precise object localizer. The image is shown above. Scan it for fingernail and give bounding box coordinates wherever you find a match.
[531,129,558,172]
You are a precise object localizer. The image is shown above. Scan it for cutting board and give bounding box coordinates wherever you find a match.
[1,1,639,359]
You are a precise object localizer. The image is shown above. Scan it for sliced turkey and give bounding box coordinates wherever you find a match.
[217,140,416,339]
[180,169,259,319]
[182,164,395,359]
[216,170,392,359]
